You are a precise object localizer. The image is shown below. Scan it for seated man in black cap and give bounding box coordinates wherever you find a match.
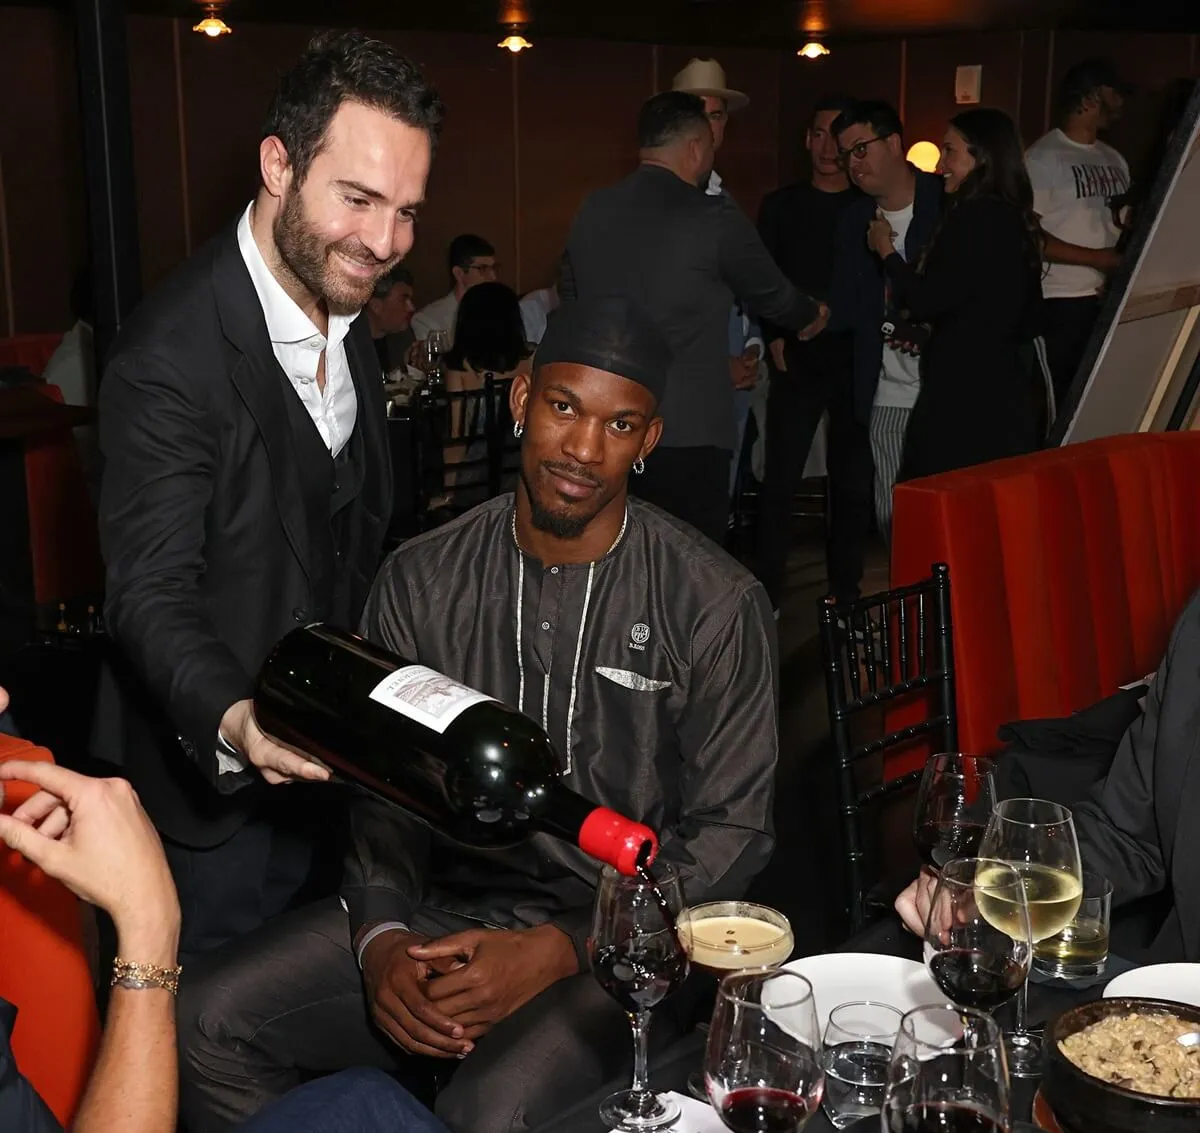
[177,296,780,1133]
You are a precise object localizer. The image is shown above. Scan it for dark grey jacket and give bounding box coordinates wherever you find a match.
[1073,587,1200,960]
[561,164,819,451]
[342,496,778,966]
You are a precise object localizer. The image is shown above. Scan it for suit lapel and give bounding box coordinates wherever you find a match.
[211,226,313,582]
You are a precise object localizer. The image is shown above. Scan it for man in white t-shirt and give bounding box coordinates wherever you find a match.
[1026,59,1131,408]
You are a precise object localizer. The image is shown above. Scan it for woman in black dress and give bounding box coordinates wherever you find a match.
[867,107,1044,479]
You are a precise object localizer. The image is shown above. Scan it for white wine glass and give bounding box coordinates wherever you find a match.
[977,799,1082,1078]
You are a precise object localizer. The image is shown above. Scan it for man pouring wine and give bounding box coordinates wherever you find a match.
[178,296,781,1133]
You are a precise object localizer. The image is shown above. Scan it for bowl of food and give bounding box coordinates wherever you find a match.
[1043,997,1200,1133]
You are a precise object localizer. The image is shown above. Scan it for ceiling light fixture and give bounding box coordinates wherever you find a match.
[193,5,231,36]
[498,30,532,52]
[797,40,829,59]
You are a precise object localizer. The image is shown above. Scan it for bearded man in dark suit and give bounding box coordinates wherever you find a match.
[93,30,442,956]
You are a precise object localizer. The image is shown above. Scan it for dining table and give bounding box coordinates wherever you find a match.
[534,913,1130,1133]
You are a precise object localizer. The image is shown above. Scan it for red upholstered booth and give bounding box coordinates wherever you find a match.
[890,433,1200,761]
[0,333,63,377]
[21,383,105,604]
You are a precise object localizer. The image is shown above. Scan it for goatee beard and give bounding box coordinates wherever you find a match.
[520,467,591,539]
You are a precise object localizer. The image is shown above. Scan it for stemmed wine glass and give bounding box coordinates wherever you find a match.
[882,1004,1011,1132]
[422,329,450,389]
[590,862,690,1131]
[913,754,998,873]
[705,969,825,1132]
[923,858,1032,1016]
[978,799,1083,1079]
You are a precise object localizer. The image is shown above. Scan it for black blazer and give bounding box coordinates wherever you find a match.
[92,221,392,847]
[828,168,944,424]
[1073,587,1200,961]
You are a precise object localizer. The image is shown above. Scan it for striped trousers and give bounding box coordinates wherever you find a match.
[869,404,912,543]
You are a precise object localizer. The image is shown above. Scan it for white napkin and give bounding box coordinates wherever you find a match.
[664,1091,725,1132]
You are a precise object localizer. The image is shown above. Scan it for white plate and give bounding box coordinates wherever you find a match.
[663,1091,724,1132]
[781,952,946,1033]
[1104,963,1200,1007]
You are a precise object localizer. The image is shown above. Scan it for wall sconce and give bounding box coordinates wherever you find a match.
[498,27,532,52]
[193,5,231,36]
[906,141,941,173]
[797,41,829,59]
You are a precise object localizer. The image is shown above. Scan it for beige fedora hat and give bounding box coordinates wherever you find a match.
[671,57,749,112]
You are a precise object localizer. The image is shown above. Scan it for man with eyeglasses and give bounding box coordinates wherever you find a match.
[411,233,499,345]
[828,101,942,543]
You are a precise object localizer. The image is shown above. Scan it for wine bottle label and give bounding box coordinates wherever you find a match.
[368,666,493,733]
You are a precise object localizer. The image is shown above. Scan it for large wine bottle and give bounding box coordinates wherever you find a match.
[253,624,658,875]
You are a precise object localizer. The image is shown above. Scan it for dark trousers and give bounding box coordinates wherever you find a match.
[241,1067,449,1133]
[630,445,732,545]
[753,352,874,609]
[178,897,697,1133]
[1042,295,1101,412]
[164,787,340,960]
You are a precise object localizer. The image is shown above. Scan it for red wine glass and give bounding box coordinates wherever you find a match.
[590,861,689,1131]
[705,969,825,1132]
[883,1005,1010,1132]
[922,858,1032,1015]
[912,754,997,874]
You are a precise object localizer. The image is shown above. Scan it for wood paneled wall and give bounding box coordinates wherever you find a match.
[0,9,1196,334]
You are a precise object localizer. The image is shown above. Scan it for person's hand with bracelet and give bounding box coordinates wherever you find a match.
[0,755,182,1132]
[0,759,180,978]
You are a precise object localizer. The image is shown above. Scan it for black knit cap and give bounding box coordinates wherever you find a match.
[535,296,671,407]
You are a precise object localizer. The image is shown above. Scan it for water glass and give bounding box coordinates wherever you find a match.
[1032,869,1113,980]
[820,1000,901,1129]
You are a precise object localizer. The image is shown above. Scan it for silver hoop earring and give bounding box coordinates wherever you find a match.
[633,457,645,475]
[513,421,524,438]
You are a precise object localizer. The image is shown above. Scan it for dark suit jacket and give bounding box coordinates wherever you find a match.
[1073,588,1200,961]
[561,163,819,451]
[93,221,392,847]
[828,167,943,423]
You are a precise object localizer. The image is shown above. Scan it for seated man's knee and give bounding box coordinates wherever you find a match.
[177,952,264,1077]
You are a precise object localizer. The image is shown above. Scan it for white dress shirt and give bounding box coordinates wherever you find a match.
[236,204,358,457]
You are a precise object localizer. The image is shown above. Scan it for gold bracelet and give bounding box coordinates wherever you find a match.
[110,957,183,996]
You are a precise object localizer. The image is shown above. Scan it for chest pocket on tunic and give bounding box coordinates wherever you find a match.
[586,666,675,811]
